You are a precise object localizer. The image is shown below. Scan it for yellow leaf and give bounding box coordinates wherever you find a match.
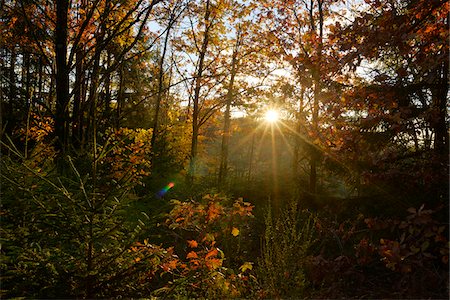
[231,227,240,237]
[239,262,253,272]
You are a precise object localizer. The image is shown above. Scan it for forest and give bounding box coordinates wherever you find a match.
[0,0,448,298]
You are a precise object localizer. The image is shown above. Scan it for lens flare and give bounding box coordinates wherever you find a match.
[158,182,175,197]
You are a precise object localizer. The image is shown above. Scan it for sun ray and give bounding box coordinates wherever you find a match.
[273,121,295,157]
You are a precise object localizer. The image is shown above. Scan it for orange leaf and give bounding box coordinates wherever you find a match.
[205,248,218,259]
[187,251,198,259]
[187,240,198,248]
[168,259,178,269]
[206,257,222,270]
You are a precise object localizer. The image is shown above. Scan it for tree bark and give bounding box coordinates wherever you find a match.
[23,51,31,108]
[150,13,175,166]
[72,47,84,148]
[218,37,239,190]
[188,0,211,184]
[309,0,323,194]
[116,65,125,129]
[293,86,305,189]
[55,0,70,155]
[432,60,449,155]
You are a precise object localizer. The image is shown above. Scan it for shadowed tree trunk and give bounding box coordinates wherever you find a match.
[188,0,211,185]
[309,0,323,194]
[72,46,84,148]
[150,6,181,167]
[218,32,240,190]
[55,0,70,156]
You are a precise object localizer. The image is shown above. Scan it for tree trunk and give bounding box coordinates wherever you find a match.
[55,0,70,156]
[37,57,43,105]
[293,86,305,189]
[23,51,31,108]
[5,47,16,137]
[432,60,449,155]
[218,38,239,190]
[104,52,111,118]
[150,15,174,166]
[72,48,84,148]
[116,64,125,129]
[309,0,323,194]
[188,0,211,184]
[85,47,100,149]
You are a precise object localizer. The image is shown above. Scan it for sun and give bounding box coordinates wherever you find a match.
[264,109,280,123]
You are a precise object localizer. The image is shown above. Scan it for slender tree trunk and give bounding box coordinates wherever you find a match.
[293,86,304,188]
[37,57,43,104]
[23,51,31,108]
[189,0,211,184]
[309,0,323,194]
[85,48,100,148]
[218,39,239,190]
[55,0,70,156]
[116,65,125,129]
[432,60,449,155]
[5,47,16,137]
[9,47,16,105]
[104,52,111,117]
[72,48,84,148]
[150,16,173,166]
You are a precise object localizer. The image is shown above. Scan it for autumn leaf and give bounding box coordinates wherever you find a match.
[187,251,198,259]
[161,259,178,272]
[231,227,240,237]
[239,261,253,272]
[187,240,198,248]
[206,202,222,222]
[205,248,218,259]
[168,259,178,269]
[206,258,222,270]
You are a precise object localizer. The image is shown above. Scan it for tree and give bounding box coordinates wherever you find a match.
[54,0,70,154]
[332,0,449,203]
[150,0,187,166]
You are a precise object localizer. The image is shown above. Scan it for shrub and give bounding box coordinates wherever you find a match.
[257,200,317,298]
[0,142,154,298]
[130,194,257,298]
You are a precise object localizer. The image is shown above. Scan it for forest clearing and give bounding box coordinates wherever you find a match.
[0,0,449,298]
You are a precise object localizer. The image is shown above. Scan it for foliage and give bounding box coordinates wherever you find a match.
[0,141,154,298]
[370,205,449,296]
[128,194,257,298]
[14,112,57,169]
[305,205,449,299]
[257,200,317,298]
[98,127,153,186]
